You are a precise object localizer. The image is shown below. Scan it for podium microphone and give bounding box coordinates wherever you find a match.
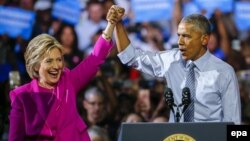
[182,87,191,114]
[164,87,177,121]
[164,87,176,107]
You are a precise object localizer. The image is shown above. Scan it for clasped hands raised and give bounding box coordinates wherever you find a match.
[106,5,125,25]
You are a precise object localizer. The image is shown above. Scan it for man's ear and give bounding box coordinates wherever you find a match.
[201,34,210,46]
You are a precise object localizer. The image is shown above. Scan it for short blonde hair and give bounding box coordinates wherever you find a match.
[24,34,64,79]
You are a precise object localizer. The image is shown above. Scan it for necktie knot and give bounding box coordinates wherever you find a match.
[188,62,195,70]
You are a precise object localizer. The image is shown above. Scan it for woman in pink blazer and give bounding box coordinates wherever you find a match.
[8,6,125,141]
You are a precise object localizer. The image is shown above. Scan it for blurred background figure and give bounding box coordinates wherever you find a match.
[123,113,145,123]
[152,115,169,123]
[134,80,166,122]
[84,29,103,57]
[32,0,52,37]
[81,86,117,141]
[75,0,107,52]
[88,125,111,141]
[55,23,83,69]
[20,0,35,10]
[82,87,106,127]
[134,86,152,121]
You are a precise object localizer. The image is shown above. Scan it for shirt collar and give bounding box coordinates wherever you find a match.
[193,50,211,71]
[182,50,211,71]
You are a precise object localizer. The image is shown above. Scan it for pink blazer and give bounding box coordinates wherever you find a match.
[9,37,113,141]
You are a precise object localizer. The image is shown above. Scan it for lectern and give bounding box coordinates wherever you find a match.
[118,122,233,141]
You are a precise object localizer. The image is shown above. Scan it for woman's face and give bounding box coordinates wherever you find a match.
[136,89,151,112]
[207,33,218,52]
[61,26,74,48]
[38,48,63,88]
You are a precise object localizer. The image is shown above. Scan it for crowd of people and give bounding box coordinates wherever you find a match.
[1,0,250,141]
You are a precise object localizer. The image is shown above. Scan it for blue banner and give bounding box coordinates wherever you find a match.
[234,2,250,31]
[52,0,81,25]
[131,0,174,23]
[0,6,35,40]
[182,1,200,17]
[194,0,233,17]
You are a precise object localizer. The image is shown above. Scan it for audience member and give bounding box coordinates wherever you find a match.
[55,23,83,69]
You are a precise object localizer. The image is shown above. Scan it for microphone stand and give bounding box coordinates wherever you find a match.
[175,105,181,122]
[168,104,181,122]
[169,102,188,122]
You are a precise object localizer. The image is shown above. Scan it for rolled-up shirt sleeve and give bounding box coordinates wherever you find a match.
[118,44,176,78]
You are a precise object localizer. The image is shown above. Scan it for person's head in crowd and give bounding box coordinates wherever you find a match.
[49,18,62,36]
[103,0,115,19]
[207,32,226,61]
[207,10,229,61]
[20,0,35,10]
[55,23,82,68]
[32,0,52,36]
[139,22,165,51]
[207,31,218,52]
[83,87,106,126]
[152,80,166,96]
[34,0,52,11]
[24,34,64,87]
[87,0,105,23]
[88,125,110,141]
[123,113,145,123]
[134,80,166,122]
[34,0,52,20]
[85,29,103,56]
[120,79,135,95]
[55,23,79,55]
[134,80,153,121]
[115,93,136,122]
[178,13,211,61]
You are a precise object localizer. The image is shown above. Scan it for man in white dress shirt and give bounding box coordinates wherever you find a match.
[108,6,241,124]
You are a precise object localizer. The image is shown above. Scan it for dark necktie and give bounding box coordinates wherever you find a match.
[184,63,195,122]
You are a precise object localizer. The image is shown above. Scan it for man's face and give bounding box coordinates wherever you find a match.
[177,22,208,61]
[83,94,104,123]
[88,3,103,23]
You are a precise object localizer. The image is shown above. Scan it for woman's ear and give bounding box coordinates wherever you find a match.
[201,34,210,46]
[34,65,39,72]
